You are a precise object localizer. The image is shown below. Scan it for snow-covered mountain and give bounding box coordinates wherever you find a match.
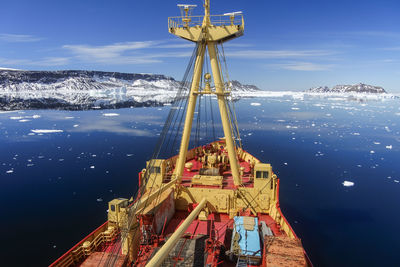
[0,70,260,110]
[307,83,386,94]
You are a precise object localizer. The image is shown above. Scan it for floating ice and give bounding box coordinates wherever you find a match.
[102,113,120,117]
[96,198,103,202]
[90,165,95,169]
[31,129,63,133]
[6,169,13,174]
[65,116,74,119]
[342,181,354,187]
[351,132,360,136]
[126,154,134,157]
[73,124,79,128]
[250,102,261,106]
[394,180,399,183]
[19,119,30,122]
[386,145,393,150]
[373,142,381,145]
[384,126,391,132]
[32,115,41,119]
[10,116,23,120]
[291,107,300,110]
[370,150,375,154]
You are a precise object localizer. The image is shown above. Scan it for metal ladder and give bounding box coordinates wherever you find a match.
[236,257,248,267]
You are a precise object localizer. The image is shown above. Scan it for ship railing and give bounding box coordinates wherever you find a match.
[50,223,119,267]
[71,226,119,260]
[168,14,243,29]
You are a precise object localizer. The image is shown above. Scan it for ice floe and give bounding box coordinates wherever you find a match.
[31,129,63,133]
[342,181,354,187]
[386,145,393,149]
[250,102,261,106]
[102,113,120,117]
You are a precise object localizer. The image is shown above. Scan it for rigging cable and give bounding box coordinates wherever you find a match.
[103,43,200,267]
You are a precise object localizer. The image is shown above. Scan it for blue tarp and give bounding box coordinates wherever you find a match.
[233,216,261,257]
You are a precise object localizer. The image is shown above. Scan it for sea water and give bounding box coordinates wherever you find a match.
[0,96,399,266]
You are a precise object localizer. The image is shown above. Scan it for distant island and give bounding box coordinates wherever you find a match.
[0,69,260,110]
[307,83,386,94]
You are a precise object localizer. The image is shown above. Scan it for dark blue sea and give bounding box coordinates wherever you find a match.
[1,96,399,266]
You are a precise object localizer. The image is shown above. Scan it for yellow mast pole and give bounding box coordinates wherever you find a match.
[174,0,211,182]
[174,44,205,182]
[207,42,241,186]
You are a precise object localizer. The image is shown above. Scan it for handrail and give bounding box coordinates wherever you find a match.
[49,222,118,267]
[168,14,243,28]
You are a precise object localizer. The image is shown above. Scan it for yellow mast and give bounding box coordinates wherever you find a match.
[170,0,244,186]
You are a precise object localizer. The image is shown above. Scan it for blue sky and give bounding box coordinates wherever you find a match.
[1,0,400,92]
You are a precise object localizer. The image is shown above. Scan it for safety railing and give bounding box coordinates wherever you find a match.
[168,14,243,29]
[50,222,119,267]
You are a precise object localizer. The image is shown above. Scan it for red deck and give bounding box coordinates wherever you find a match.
[174,157,254,189]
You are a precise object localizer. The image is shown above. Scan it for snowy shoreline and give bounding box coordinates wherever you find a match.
[1,70,397,111]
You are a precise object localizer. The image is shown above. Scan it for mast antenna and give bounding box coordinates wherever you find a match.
[177,4,197,27]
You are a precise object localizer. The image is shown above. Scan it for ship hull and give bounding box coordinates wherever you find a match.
[50,143,312,267]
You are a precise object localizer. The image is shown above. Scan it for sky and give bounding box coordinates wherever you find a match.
[1,0,400,92]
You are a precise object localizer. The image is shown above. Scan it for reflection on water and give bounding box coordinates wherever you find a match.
[0,97,399,266]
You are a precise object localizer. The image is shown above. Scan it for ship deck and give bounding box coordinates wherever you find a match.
[178,157,254,189]
[133,211,286,267]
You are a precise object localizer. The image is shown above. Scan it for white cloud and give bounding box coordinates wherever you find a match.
[62,40,197,64]
[271,62,333,71]
[0,33,42,42]
[226,49,335,59]
[383,47,400,51]
[156,43,195,49]
[63,41,155,58]
[63,41,162,64]
[0,57,69,66]
[350,31,400,39]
